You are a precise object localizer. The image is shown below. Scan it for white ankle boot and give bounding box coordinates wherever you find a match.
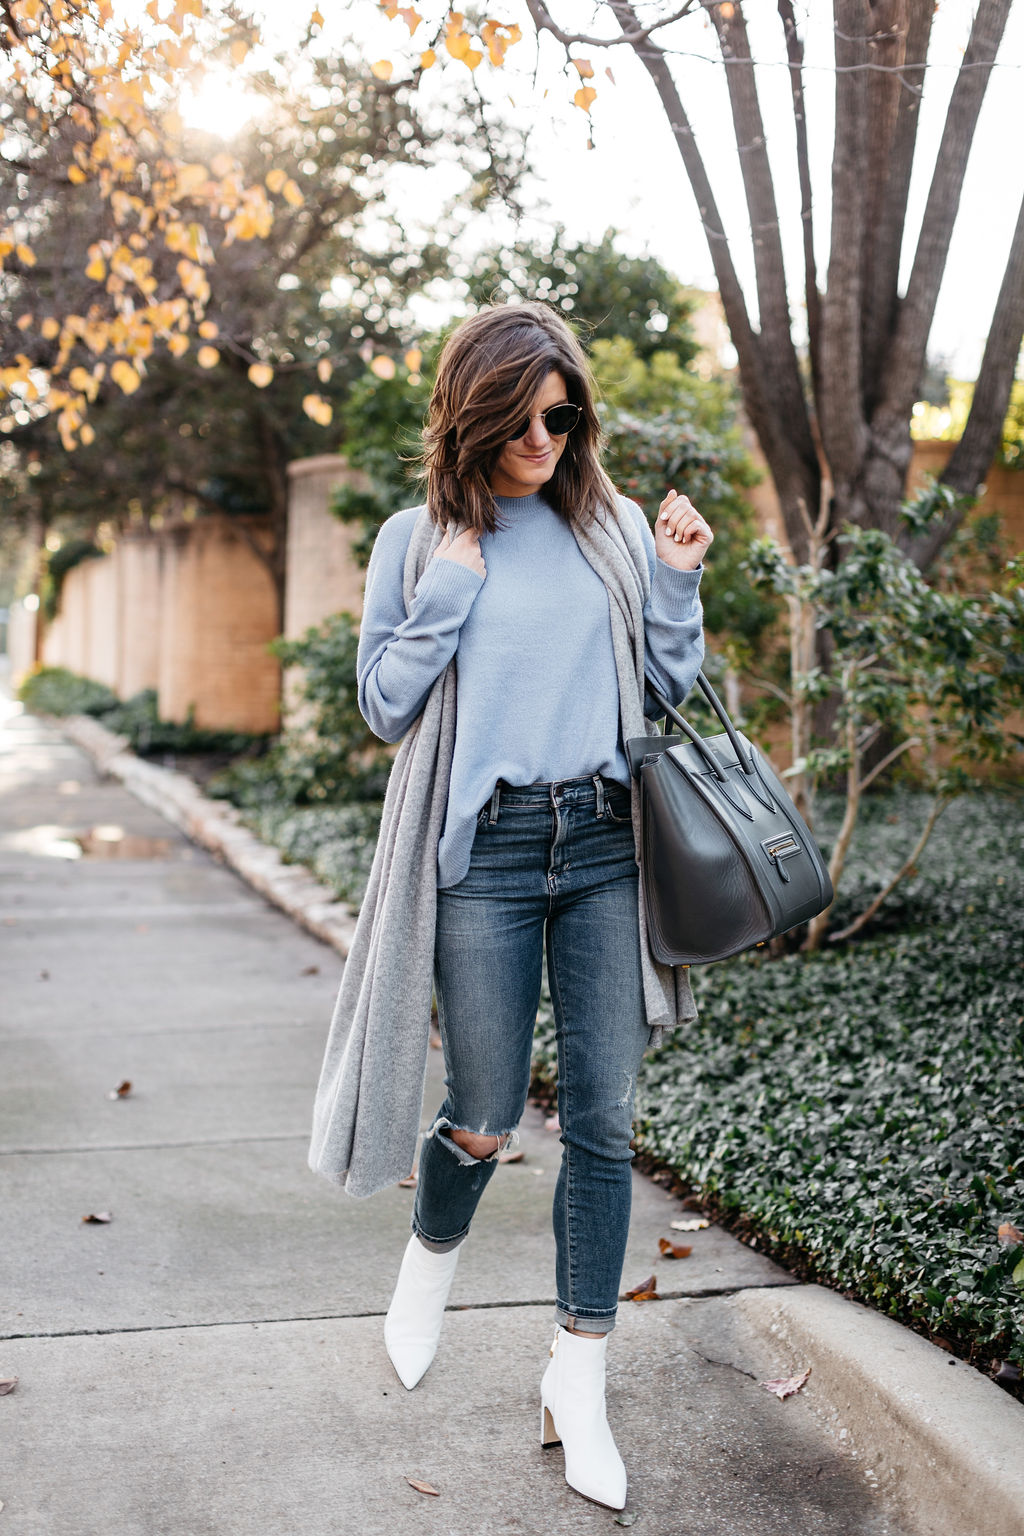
[384,1234,462,1390]
[540,1326,627,1509]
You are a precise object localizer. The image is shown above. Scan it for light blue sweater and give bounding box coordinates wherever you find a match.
[357,492,705,889]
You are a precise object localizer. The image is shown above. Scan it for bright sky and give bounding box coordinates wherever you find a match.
[182,1,1024,380]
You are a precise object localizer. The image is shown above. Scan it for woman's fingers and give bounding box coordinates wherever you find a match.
[658,492,712,545]
[436,526,486,578]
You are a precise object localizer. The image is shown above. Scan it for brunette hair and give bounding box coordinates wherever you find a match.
[421,301,619,534]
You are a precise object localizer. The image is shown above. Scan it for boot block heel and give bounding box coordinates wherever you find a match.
[541,1403,561,1448]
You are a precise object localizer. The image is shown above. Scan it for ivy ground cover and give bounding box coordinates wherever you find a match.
[532,790,1024,1384]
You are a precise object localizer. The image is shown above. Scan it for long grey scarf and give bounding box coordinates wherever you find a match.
[308,503,696,1198]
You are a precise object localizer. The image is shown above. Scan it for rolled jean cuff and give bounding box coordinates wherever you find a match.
[410,1221,469,1255]
[555,1305,617,1336]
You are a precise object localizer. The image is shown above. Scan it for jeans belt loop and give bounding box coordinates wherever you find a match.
[592,774,605,818]
[488,782,502,825]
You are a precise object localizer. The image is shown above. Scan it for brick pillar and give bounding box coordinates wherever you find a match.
[117,534,163,698]
[283,454,372,725]
[156,517,280,734]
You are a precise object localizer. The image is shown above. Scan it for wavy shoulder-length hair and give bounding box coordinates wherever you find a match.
[421,301,619,534]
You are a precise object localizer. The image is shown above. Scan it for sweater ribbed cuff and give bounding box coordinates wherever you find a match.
[652,559,703,616]
[414,554,484,617]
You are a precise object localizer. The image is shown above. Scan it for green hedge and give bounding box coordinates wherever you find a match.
[17,665,118,718]
[238,802,382,907]
[532,789,1024,1384]
[18,670,267,759]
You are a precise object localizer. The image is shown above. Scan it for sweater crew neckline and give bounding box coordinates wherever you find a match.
[492,490,554,518]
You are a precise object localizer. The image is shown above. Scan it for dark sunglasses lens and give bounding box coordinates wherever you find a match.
[506,404,580,440]
[544,404,579,434]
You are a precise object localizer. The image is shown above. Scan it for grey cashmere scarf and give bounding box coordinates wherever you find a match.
[308,503,697,1198]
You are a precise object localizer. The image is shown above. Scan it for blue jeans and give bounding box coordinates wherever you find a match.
[411,774,652,1335]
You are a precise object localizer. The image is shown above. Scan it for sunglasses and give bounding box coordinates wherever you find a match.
[506,402,582,441]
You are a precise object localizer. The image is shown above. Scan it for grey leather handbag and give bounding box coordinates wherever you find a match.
[626,673,833,965]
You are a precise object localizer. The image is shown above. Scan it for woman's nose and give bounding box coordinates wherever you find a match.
[523,416,551,449]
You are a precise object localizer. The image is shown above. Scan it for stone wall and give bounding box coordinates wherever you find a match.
[40,516,281,733]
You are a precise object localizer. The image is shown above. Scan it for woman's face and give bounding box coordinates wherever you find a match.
[489,370,570,499]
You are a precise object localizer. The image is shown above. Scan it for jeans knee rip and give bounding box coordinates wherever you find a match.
[427,1116,520,1165]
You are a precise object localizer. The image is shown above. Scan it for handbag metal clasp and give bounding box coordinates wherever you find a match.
[761,832,802,882]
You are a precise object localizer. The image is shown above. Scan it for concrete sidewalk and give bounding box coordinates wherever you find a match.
[1,685,1019,1535]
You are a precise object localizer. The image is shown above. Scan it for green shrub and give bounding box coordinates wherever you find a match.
[208,613,391,808]
[532,789,1024,1380]
[100,689,267,758]
[238,802,382,906]
[18,665,118,717]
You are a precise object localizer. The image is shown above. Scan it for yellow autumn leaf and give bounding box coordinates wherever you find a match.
[420,48,436,69]
[265,168,287,193]
[310,8,324,26]
[230,38,249,65]
[248,362,274,388]
[80,423,96,447]
[302,393,333,425]
[17,313,33,330]
[15,244,36,267]
[41,318,60,340]
[317,358,332,383]
[404,348,423,374]
[463,48,483,70]
[85,255,106,282]
[67,165,87,184]
[399,6,422,34]
[167,334,190,358]
[572,57,594,78]
[111,360,141,394]
[371,59,394,80]
[68,366,93,392]
[282,179,304,208]
[573,86,597,112]
[198,320,218,339]
[369,354,397,380]
[196,346,220,369]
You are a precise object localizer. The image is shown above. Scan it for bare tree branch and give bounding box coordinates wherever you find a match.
[910,184,1024,566]
[859,0,933,415]
[701,1,815,475]
[881,0,1011,413]
[818,0,870,497]
[777,0,820,397]
[521,0,699,50]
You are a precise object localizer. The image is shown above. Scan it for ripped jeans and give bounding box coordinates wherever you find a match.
[411,774,652,1335]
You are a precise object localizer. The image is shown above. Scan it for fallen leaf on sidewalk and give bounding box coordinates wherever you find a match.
[81,1212,112,1224]
[658,1238,692,1259]
[405,1476,440,1496]
[760,1367,811,1399]
[670,1218,710,1232]
[107,1080,132,1100]
[498,1148,524,1164]
[0,1377,17,1395]
[397,1172,418,1188]
[623,1274,658,1302]
[997,1221,1023,1246]
[300,965,320,976]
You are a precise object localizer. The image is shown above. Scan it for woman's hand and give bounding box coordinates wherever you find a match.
[655,489,713,571]
[436,527,486,579]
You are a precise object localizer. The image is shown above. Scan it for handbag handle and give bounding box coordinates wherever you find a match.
[645,671,755,779]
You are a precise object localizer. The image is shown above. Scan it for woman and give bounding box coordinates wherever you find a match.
[309,301,712,1511]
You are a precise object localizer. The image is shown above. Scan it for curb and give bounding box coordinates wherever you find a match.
[732,1283,1024,1536]
[58,713,358,958]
